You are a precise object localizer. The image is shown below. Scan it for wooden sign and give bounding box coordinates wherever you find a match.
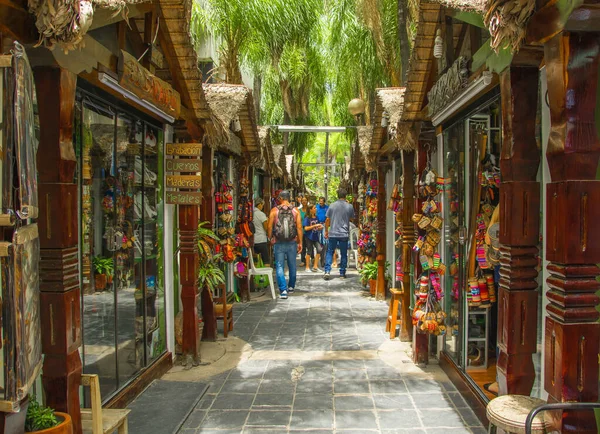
[167,175,202,189]
[166,191,203,205]
[166,159,201,172]
[166,143,203,156]
[118,50,181,118]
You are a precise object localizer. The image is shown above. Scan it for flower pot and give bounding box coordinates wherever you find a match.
[95,274,107,291]
[369,279,377,296]
[26,412,73,434]
[107,274,113,285]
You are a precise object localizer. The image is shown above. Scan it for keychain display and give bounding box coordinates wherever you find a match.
[357,176,378,267]
[215,172,236,263]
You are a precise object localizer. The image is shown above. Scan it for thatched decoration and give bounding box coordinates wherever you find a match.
[28,0,150,54]
[217,131,242,156]
[272,145,286,179]
[434,0,535,52]
[396,122,420,152]
[258,126,280,177]
[357,126,376,173]
[203,84,250,132]
[203,84,255,153]
[427,57,470,117]
[377,88,406,139]
[285,155,297,187]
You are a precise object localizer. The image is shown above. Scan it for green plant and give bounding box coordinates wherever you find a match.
[359,261,378,284]
[197,222,226,292]
[197,254,227,291]
[359,260,391,285]
[25,395,59,432]
[92,256,114,277]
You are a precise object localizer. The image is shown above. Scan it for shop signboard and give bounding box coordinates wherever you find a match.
[118,50,181,118]
[165,143,203,156]
[166,159,201,172]
[166,175,202,189]
[166,191,203,205]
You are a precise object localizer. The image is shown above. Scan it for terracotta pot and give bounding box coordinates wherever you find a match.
[369,279,377,296]
[95,274,107,291]
[26,412,73,434]
[107,274,113,284]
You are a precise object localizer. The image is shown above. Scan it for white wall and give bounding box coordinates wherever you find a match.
[164,125,176,357]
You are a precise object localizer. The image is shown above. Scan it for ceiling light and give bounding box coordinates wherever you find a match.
[434,29,443,59]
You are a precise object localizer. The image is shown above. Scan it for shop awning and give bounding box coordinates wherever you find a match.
[357,126,376,173]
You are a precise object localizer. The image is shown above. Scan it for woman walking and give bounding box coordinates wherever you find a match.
[303,205,324,272]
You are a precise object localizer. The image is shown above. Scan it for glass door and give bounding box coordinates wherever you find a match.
[442,121,467,367]
[77,90,166,402]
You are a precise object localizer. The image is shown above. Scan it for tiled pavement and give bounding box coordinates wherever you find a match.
[178,270,485,434]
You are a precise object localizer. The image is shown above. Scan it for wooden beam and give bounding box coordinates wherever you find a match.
[117,21,126,51]
[454,23,469,58]
[445,16,455,69]
[0,4,36,43]
[142,11,155,70]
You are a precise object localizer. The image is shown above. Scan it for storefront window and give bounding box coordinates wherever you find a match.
[442,121,466,366]
[76,90,166,401]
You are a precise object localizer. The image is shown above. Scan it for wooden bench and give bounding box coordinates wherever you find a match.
[81,374,130,434]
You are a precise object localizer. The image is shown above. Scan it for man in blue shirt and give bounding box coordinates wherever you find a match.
[315,196,328,223]
[324,188,355,280]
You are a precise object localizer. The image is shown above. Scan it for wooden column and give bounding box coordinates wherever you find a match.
[496,66,541,396]
[199,145,216,341]
[262,175,272,214]
[413,143,428,364]
[376,163,388,301]
[543,32,600,434]
[179,205,202,363]
[400,151,415,341]
[34,67,82,434]
[200,145,214,224]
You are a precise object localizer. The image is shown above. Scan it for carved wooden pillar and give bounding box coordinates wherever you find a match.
[543,32,600,434]
[413,143,428,364]
[400,151,415,341]
[496,66,541,396]
[199,145,216,341]
[376,163,387,301]
[34,67,82,434]
[179,205,203,362]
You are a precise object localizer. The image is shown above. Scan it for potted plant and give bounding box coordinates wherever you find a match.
[25,395,72,434]
[359,261,391,296]
[92,256,114,291]
[360,261,378,295]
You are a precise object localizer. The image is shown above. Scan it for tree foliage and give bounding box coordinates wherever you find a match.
[191,0,414,159]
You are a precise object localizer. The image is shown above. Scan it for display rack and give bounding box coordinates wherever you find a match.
[466,307,489,370]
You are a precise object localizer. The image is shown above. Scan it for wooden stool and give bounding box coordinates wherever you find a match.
[386,288,403,339]
[81,374,130,434]
[486,395,552,433]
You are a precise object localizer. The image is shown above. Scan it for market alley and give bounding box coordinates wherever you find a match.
[173,271,485,434]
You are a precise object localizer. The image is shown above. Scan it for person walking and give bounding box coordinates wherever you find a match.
[267,190,303,299]
[252,198,270,266]
[323,188,355,280]
[299,196,309,267]
[303,205,324,272]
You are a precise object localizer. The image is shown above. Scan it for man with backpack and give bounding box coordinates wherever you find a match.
[267,190,303,299]
[323,188,355,280]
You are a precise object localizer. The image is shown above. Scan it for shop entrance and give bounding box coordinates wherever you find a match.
[439,96,543,400]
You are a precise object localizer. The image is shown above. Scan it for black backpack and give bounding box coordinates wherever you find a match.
[273,205,297,242]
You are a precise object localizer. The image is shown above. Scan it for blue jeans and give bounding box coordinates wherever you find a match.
[274,242,297,293]
[324,237,349,276]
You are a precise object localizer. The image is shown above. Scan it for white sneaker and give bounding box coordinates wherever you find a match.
[280,290,288,299]
[288,287,295,293]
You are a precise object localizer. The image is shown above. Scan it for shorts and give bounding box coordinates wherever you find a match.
[254,242,271,265]
[305,238,323,259]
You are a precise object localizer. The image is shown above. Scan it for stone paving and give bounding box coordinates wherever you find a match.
[177,269,486,434]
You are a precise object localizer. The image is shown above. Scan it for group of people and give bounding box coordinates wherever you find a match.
[252,189,355,299]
